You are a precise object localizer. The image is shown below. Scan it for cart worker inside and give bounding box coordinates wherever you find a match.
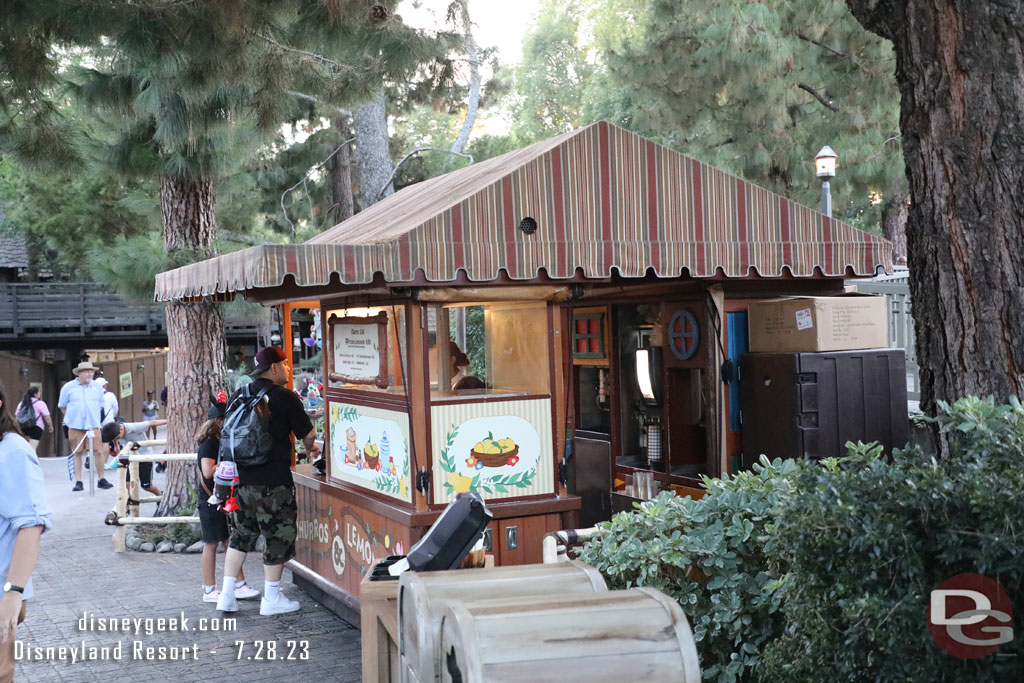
[449,342,485,391]
[428,333,484,392]
[58,361,110,491]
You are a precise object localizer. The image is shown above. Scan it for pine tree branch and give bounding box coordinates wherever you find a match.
[281,136,357,237]
[798,83,839,112]
[220,230,270,246]
[377,147,473,201]
[796,32,848,58]
[287,91,353,119]
[258,34,362,78]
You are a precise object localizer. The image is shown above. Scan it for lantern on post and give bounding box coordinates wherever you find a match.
[815,146,838,218]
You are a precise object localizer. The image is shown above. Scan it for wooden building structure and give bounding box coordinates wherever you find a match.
[155,122,892,620]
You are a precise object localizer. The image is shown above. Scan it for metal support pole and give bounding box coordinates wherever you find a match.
[820,180,832,218]
[87,430,96,496]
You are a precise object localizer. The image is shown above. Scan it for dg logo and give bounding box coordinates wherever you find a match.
[928,573,1013,659]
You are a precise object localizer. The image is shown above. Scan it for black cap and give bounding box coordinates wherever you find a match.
[251,346,287,377]
[208,401,226,419]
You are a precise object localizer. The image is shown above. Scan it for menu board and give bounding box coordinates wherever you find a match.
[328,313,389,388]
[334,322,380,378]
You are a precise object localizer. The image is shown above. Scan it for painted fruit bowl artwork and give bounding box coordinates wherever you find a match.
[468,434,520,468]
[363,441,380,469]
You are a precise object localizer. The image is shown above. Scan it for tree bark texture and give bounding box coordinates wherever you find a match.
[846,1,1024,426]
[354,89,394,209]
[329,114,355,224]
[157,176,227,516]
[881,191,908,265]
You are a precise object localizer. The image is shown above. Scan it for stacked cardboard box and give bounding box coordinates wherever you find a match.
[746,294,888,353]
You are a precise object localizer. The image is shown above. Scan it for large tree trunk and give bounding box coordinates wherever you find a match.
[329,114,355,224]
[157,176,226,516]
[449,0,480,159]
[353,89,394,210]
[881,191,908,265]
[846,1,1024,441]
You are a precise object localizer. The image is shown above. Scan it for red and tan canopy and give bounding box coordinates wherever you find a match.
[155,121,891,301]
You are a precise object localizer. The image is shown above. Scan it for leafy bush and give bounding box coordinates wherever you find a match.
[152,485,202,547]
[760,397,1024,681]
[578,458,799,682]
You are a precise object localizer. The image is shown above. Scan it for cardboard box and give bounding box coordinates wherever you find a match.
[747,295,889,353]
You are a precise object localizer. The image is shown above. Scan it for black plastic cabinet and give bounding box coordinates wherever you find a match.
[739,349,909,467]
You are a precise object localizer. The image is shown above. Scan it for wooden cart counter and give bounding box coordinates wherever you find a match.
[288,465,581,625]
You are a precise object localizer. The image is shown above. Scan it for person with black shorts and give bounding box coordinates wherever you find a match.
[100,417,166,497]
[195,399,259,604]
[216,346,320,616]
[15,388,52,454]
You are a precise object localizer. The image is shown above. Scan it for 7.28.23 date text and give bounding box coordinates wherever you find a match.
[235,640,310,660]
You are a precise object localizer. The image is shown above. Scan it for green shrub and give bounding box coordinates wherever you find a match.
[760,396,1024,681]
[153,485,202,547]
[578,458,799,682]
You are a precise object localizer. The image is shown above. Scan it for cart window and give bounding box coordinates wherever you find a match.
[324,305,407,395]
[428,302,550,399]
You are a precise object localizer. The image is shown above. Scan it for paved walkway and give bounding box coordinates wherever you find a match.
[14,448,361,683]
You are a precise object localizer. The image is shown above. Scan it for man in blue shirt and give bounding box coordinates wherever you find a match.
[57,361,111,491]
[1,379,52,683]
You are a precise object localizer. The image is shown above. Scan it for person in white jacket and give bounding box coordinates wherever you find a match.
[96,377,119,425]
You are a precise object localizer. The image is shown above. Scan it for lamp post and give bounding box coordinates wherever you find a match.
[815,146,838,218]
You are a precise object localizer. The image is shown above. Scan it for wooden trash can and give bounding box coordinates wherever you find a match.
[361,563,402,683]
[399,561,607,683]
[438,587,700,683]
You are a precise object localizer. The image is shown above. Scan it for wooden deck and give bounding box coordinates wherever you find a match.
[0,282,257,344]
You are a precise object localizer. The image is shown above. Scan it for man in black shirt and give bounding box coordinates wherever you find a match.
[216,347,320,616]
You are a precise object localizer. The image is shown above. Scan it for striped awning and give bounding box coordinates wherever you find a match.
[155,122,892,301]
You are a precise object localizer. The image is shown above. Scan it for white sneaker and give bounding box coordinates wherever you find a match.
[216,592,238,612]
[259,593,300,616]
[234,583,261,600]
[203,589,220,604]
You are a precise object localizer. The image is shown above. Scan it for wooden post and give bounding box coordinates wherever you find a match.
[114,463,129,551]
[129,461,141,518]
[360,561,401,683]
[283,304,293,385]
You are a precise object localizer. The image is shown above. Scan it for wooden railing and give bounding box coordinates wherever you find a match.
[102,438,200,552]
[0,282,257,340]
[849,268,920,402]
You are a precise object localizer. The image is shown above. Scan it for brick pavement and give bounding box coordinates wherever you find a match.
[13,452,362,683]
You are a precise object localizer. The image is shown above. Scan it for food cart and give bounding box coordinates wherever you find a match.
[155,121,892,620]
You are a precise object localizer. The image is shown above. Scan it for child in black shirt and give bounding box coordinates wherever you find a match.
[196,399,259,604]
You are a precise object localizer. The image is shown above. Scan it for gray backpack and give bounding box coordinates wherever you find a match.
[218,383,276,468]
[16,401,35,430]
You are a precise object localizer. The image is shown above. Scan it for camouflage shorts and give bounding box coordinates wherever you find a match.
[228,485,297,566]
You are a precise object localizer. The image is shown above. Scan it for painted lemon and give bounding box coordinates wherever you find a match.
[452,475,473,493]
